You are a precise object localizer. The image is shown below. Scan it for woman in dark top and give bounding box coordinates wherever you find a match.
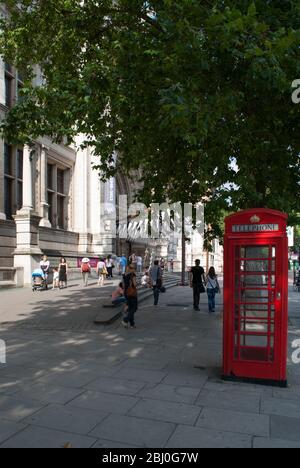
[59,257,68,289]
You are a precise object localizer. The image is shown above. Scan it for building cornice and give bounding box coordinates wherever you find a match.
[36,137,76,164]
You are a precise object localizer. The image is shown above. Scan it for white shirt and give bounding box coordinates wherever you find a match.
[97,261,106,272]
[206,276,218,289]
[40,260,50,273]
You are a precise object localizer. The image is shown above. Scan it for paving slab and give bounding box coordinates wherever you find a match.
[272,385,300,401]
[137,383,201,405]
[203,380,273,396]
[129,398,202,426]
[36,369,103,389]
[92,439,138,449]
[121,358,171,371]
[0,365,49,381]
[69,390,138,414]
[0,395,47,422]
[165,425,252,449]
[116,367,167,384]
[90,414,176,448]
[85,377,147,396]
[0,378,23,396]
[253,437,300,448]
[271,415,300,442]
[162,370,208,388]
[0,425,97,448]
[196,407,270,437]
[0,419,28,445]
[261,397,300,419]
[196,389,261,414]
[14,383,85,405]
[23,404,108,435]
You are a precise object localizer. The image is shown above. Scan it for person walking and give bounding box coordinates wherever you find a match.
[106,256,114,279]
[137,255,143,274]
[206,267,220,314]
[81,258,91,287]
[97,258,107,287]
[119,255,127,276]
[129,253,137,271]
[122,265,138,329]
[58,257,68,289]
[150,260,163,307]
[190,259,206,311]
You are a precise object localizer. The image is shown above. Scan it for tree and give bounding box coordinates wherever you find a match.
[1,0,300,234]
[295,225,300,250]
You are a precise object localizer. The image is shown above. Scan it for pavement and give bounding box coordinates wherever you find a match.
[0,275,299,448]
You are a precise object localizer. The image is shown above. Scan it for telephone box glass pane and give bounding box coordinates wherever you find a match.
[234,245,276,363]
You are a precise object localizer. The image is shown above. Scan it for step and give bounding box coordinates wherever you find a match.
[94,309,123,325]
[0,281,16,290]
[94,280,179,326]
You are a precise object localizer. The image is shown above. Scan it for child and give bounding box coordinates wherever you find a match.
[53,268,59,290]
[141,271,150,288]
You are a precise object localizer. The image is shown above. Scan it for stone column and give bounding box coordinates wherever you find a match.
[20,144,34,212]
[39,145,51,227]
[73,143,96,256]
[13,144,42,286]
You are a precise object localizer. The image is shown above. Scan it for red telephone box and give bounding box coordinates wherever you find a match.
[223,209,288,387]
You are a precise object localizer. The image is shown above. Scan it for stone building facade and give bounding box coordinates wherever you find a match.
[0,51,149,285]
[0,17,223,286]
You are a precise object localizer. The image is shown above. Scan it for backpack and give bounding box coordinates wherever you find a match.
[82,263,90,273]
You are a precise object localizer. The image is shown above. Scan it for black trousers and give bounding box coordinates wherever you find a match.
[124,297,138,326]
[107,267,113,278]
[153,287,160,306]
[193,285,201,309]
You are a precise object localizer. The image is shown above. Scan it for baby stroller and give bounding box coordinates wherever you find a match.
[32,269,47,292]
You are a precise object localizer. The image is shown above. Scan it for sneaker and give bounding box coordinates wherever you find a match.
[122,321,129,329]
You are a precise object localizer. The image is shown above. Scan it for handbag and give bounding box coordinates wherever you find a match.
[199,283,206,294]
